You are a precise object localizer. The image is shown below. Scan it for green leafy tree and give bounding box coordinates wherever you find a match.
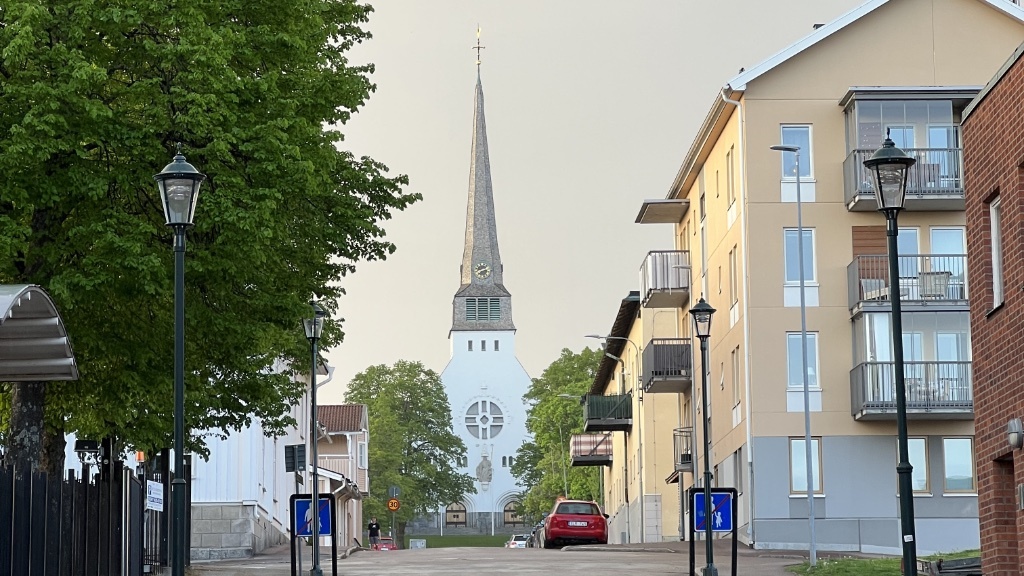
[345,360,475,544]
[513,347,603,521]
[0,0,418,472]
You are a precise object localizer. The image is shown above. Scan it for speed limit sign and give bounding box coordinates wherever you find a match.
[387,498,401,511]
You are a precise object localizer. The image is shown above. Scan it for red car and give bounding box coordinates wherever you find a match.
[541,499,608,548]
[377,536,399,551]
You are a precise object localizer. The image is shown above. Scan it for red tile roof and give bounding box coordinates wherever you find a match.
[318,404,366,433]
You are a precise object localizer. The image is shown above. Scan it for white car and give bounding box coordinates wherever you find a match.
[505,534,530,548]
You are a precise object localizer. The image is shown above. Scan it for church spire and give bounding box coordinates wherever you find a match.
[451,55,514,332]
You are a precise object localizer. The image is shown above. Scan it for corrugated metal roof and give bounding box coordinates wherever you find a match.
[0,285,79,381]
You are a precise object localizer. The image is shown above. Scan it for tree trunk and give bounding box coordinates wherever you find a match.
[8,381,46,473]
[42,423,67,477]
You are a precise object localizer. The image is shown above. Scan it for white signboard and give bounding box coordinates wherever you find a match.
[146,480,164,511]
[408,539,427,549]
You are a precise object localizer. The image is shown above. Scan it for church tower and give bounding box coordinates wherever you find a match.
[440,61,531,532]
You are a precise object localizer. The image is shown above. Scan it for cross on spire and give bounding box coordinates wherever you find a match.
[474,26,485,67]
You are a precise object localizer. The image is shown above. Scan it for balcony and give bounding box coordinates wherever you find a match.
[673,427,694,473]
[640,250,690,309]
[844,148,964,211]
[642,338,693,394]
[570,433,613,467]
[850,361,973,420]
[583,393,632,432]
[847,254,968,315]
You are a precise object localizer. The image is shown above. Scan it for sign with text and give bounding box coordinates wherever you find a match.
[146,480,164,512]
[386,498,401,512]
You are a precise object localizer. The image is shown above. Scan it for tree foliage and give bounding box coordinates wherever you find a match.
[512,347,603,521]
[0,0,418,462]
[344,361,475,540]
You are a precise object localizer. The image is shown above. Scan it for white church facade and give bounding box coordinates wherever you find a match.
[438,67,532,532]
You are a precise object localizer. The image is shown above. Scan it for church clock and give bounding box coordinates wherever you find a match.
[474,262,491,279]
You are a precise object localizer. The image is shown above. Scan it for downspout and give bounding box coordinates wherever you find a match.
[720,87,755,546]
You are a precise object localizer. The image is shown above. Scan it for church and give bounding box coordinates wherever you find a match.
[438,63,532,533]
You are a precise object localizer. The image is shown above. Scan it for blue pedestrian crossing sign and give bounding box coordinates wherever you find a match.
[294,497,332,537]
[692,491,733,532]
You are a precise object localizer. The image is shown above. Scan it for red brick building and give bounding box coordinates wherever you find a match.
[962,40,1024,575]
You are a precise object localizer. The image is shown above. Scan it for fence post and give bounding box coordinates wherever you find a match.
[0,467,13,576]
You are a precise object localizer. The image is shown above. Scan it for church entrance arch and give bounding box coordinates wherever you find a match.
[445,502,468,527]
[503,501,524,527]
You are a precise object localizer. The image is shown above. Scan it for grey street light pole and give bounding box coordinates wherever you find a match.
[689,298,716,576]
[770,144,816,567]
[585,334,645,543]
[863,130,918,574]
[303,302,328,576]
[154,146,206,576]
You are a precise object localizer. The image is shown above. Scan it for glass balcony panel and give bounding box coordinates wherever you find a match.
[847,255,968,313]
[850,360,973,420]
[640,250,690,309]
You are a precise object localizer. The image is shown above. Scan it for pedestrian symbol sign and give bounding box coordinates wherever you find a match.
[692,491,733,532]
[294,497,332,537]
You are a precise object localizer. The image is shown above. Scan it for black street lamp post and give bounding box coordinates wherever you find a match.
[154,146,206,576]
[689,297,717,576]
[303,302,328,576]
[863,130,918,574]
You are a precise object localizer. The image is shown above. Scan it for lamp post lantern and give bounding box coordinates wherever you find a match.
[770,144,816,566]
[303,301,328,576]
[154,145,206,576]
[689,297,717,576]
[863,130,918,574]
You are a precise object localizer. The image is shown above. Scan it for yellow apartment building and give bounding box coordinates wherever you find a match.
[576,0,1024,553]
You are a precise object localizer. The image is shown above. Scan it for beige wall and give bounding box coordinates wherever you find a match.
[671,0,1024,466]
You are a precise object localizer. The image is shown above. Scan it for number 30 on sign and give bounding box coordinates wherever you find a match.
[387,498,401,511]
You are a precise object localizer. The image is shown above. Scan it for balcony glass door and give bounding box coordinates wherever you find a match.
[936,332,969,401]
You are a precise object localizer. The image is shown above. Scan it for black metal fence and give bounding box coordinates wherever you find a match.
[0,462,144,576]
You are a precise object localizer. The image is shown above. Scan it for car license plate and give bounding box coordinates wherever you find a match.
[568,521,587,527]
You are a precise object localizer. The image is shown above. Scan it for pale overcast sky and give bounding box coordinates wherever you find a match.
[320,0,860,403]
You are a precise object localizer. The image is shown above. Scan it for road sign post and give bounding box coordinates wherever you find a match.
[687,487,738,576]
[387,498,401,539]
[289,493,338,576]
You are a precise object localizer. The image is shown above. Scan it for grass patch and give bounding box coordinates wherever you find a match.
[787,550,980,575]
[402,534,510,548]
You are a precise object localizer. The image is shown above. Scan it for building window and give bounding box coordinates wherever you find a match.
[501,456,507,467]
[357,442,367,469]
[731,346,741,406]
[466,297,501,321]
[786,332,819,390]
[726,145,736,206]
[729,246,738,306]
[942,437,976,492]
[789,437,822,493]
[465,400,504,439]
[468,340,473,351]
[481,340,486,352]
[783,228,815,283]
[494,340,499,351]
[907,437,929,493]
[699,169,706,221]
[990,196,1003,307]
[780,125,812,178]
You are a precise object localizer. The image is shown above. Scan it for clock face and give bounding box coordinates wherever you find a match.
[474,262,491,279]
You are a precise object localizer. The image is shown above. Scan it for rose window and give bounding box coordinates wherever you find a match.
[465,400,504,439]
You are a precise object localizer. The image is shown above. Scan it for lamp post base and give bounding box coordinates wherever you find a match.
[309,567,324,576]
[702,564,719,576]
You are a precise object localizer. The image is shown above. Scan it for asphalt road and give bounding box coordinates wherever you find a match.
[188,542,806,576]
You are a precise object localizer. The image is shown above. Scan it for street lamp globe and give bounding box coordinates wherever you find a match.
[154,146,206,227]
[304,302,328,342]
[689,298,716,339]
[863,129,916,213]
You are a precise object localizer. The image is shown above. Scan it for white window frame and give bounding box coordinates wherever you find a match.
[357,441,368,469]
[783,228,816,284]
[905,437,930,493]
[990,197,1004,307]
[789,437,822,494]
[726,145,736,206]
[780,125,813,180]
[786,332,819,390]
[942,437,976,493]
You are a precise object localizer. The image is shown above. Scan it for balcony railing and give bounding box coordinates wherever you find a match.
[844,147,965,211]
[642,338,693,394]
[673,427,694,473]
[847,254,968,312]
[640,250,691,309]
[570,433,613,467]
[850,360,973,420]
[583,393,633,432]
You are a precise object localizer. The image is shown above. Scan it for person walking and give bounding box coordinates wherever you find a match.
[368,517,381,550]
